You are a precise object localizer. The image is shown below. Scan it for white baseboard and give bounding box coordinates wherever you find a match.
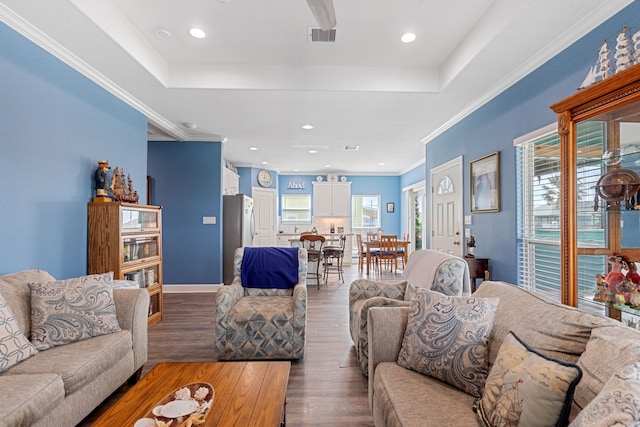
[163,284,222,293]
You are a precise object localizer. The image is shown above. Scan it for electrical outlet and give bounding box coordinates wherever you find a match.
[202,216,216,224]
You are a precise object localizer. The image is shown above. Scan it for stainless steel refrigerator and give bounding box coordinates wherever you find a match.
[223,194,255,284]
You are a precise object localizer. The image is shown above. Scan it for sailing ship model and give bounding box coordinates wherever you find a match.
[580,26,640,89]
[110,167,140,203]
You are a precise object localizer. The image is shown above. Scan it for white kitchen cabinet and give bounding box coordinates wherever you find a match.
[313,182,351,217]
[223,167,239,195]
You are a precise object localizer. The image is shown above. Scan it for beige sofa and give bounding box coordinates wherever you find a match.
[367,280,640,426]
[0,269,149,427]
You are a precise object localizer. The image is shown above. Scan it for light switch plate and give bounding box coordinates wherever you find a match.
[465,228,471,238]
[202,216,216,224]
[464,215,472,225]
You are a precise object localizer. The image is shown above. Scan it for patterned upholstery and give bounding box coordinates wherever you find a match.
[348,249,470,375]
[214,247,308,360]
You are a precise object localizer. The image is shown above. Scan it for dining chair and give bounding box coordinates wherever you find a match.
[366,230,379,241]
[378,235,399,273]
[396,232,410,269]
[300,234,326,288]
[356,233,378,272]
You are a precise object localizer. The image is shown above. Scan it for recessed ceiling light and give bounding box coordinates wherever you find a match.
[182,122,197,129]
[249,147,258,151]
[155,28,172,39]
[189,28,206,39]
[308,150,318,154]
[293,169,299,172]
[302,124,314,130]
[261,161,268,165]
[401,32,416,43]
[378,162,385,166]
[221,137,228,143]
[324,164,331,168]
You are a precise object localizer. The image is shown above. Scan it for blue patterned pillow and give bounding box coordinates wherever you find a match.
[569,362,640,426]
[478,331,582,427]
[0,291,37,371]
[397,287,499,397]
[29,272,121,351]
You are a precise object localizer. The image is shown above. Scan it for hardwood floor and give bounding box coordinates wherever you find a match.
[80,261,404,426]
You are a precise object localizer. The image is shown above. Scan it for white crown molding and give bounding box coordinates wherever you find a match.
[421,0,634,145]
[0,3,188,142]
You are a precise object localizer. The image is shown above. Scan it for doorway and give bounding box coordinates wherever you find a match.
[430,157,463,256]
[252,187,277,246]
[403,182,426,252]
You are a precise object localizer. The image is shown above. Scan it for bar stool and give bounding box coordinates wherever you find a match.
[322,234,346,283]
[300,234,325,289]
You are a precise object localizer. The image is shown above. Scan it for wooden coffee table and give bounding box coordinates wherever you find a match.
[92,361,290,426]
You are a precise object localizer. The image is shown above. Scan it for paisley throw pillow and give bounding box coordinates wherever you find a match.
[397,287,499,397]
[29,272,121,351]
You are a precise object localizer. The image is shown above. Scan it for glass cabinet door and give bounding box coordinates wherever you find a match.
[122,236,160,263]
[121,208,159,231]
[123,264,159,288]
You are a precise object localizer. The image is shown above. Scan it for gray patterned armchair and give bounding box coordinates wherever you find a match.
[214,246,308,360]
[349,249,471,375]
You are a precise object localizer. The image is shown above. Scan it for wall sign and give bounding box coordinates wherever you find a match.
[287,181,305,190]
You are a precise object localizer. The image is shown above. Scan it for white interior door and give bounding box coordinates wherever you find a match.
[252,187,277,246]
[430,157,463,256]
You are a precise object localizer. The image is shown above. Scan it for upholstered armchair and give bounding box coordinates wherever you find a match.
[214,246,308,360]
[349,249,471,375]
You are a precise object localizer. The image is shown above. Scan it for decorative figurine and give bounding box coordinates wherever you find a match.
[465,235,476,258]
[627,261,640,284]
[93,160,111,202]
[605,255,626,294]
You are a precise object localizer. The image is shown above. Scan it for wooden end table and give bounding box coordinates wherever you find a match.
[465,257,489,292]
[92,361,290,427]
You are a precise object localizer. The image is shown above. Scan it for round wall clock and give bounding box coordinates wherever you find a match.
[257,169,273,187]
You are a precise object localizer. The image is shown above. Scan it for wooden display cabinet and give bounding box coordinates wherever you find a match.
[551,63,640,317]
[88,202,163,326]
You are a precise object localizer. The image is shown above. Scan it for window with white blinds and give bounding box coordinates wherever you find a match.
[281,194,311,223]
[516,122,607,315]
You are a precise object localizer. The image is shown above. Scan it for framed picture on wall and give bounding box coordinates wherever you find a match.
[470,151,500,213]
[386,202,395,213]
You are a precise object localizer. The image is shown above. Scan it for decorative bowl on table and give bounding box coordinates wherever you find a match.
[138,382,214,427]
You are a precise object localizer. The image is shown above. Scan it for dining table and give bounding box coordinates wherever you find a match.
[362,239,410,274]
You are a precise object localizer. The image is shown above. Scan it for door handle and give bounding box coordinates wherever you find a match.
[453,240,460,245]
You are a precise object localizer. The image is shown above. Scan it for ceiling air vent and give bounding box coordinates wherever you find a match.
[344,145,360,151]
[309,27,336,43]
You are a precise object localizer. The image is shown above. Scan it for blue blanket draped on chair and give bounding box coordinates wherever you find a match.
[241,247,299,289]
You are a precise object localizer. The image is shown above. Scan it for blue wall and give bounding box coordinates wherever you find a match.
[0,22,147,278]
[424,1,640,283]
[400,164,426,189]
[148,141,223,284]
